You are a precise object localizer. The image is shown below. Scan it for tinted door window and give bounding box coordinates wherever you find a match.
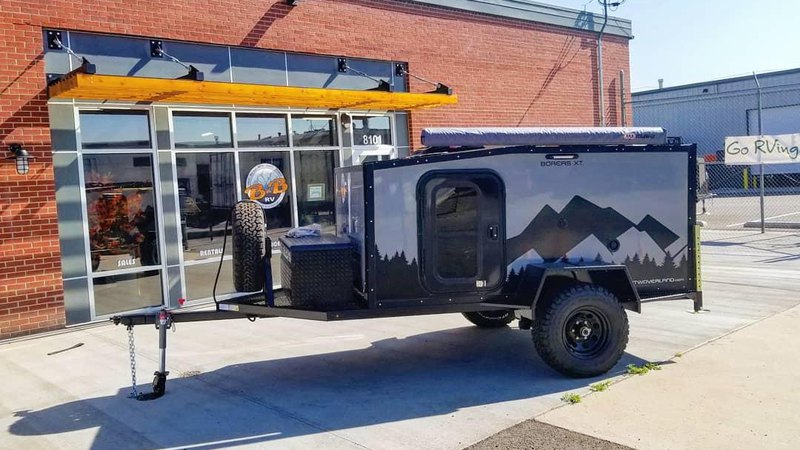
[434,185,479,279]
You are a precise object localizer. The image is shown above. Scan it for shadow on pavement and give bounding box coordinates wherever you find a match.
[9,326,649,449]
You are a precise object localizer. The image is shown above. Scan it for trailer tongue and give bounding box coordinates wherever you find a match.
[112,127,702,400]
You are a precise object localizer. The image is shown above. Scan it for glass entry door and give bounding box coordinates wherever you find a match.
[84,153,163,316]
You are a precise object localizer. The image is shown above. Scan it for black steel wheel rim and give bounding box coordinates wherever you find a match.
[562,307,610,359]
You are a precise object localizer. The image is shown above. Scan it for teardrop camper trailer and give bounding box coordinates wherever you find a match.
[114,127,702,399]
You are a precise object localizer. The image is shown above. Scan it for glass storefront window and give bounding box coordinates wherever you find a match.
[83,154,159,272]
[236,114,288,147]
[80,110,151,149]
[93,270,162,316]
[176,153,237,262]
[173,112,233,148]
[351,116,392,146]
[291,115,337,147]
[295,150,339,232]
[185,260,235,301]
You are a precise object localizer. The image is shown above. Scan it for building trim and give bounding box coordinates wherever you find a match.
[416,0,632,38]
[634,67,800,96]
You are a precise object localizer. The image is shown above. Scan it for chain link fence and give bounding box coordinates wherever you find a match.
[698,159,800,231]
[630,73,800,258]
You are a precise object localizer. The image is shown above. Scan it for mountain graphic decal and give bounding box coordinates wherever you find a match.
[506,196,680,263]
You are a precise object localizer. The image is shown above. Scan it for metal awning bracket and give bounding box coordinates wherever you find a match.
[337,57,391,92]
[45,30,96,85]
[394,63,453,95]
[150,40,204,81]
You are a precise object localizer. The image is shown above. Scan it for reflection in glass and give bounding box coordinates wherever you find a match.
[291,115,337,147]
[296,150,339,231]
[80,110,151,149]
[185,259,234,300]
[173,112,232,148]
[239,151,293,231]
[236,114,288,147]
[435,186,478,279]
[83,154,159,272]
[176,153,236,262]
[93,270,162,316]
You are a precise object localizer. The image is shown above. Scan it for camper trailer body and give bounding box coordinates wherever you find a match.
[336,144,699,313]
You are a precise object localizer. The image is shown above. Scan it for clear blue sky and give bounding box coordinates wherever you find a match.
[545,0,800,92]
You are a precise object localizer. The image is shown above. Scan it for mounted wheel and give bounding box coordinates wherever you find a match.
[532,285,628,378]
[231,201,266,292]
[462,310,515,328]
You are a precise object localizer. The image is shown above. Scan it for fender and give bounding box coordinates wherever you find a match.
[485,264,640,315]
[532,265,641,314]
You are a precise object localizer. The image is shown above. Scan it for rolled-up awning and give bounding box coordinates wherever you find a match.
[421,127,667,147]
[48,72,458,110]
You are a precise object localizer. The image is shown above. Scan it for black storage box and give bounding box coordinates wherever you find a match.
[279,234,354,310]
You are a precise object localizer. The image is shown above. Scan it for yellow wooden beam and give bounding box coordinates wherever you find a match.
[48,73,457,110]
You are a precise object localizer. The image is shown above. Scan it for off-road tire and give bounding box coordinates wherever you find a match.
[462,310,515,328]
[231,201,266,292]
[532,285,628,378]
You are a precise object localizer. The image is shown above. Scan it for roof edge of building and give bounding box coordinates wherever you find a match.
[414,0,633,38]
[633,67,800,97]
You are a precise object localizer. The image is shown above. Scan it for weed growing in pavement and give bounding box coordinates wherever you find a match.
[589,381,611,392]
[674,352,684,358]
[561,392,582,404]
[626,362,662,375]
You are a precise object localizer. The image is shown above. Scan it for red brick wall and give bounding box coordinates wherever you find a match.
[0,0,631,339]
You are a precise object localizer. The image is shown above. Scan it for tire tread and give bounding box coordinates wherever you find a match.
[532,284,629,377]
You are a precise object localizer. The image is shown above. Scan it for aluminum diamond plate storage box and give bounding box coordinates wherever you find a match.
[279,234,354,309]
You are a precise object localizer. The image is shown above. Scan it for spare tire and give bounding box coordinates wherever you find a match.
[231,201,266,292]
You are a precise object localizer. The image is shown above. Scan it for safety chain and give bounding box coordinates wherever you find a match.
[126,325,140,399]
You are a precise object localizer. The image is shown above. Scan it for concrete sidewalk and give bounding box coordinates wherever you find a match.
[0,231,797,449]
[537,304,800,450]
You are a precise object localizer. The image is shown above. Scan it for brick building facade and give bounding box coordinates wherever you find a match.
[0,0,632,339]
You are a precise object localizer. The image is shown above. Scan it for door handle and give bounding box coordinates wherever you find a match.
[487,225,499,240]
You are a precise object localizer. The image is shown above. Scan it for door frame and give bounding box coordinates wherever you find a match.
[416,169,506,294]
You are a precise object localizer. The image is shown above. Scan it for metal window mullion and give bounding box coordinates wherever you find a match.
[90,264,164,279]
[182,255,233,267]
[73,104,97,320]
[147,107,170,308]
[336,111,345,167]
[169,149,188,303]
[289,148,300,228]
[389,113,398,159]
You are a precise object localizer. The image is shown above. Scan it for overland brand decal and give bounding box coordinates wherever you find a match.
[244,163,289,209]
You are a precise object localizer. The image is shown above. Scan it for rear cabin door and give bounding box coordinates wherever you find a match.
[418,171,505,295]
